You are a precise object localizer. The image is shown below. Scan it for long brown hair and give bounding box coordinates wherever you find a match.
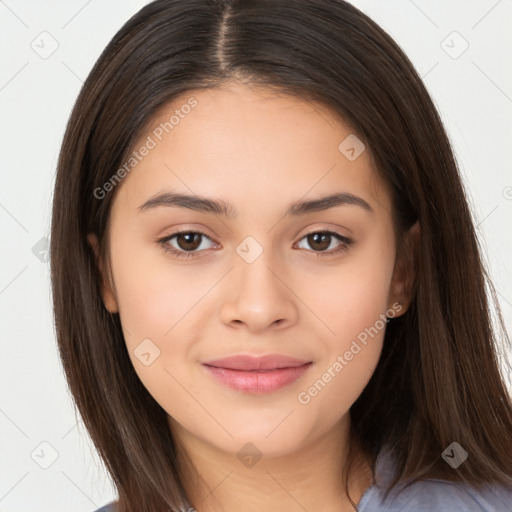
[50,0,512,510]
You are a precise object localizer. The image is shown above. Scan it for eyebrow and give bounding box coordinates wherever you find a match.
[138,190,373,217]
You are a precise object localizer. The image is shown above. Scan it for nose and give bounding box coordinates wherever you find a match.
[219,253,299,333]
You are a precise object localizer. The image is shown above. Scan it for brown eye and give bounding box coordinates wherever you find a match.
[175,232,202,251]
[159,231,217,258]
[307,232,332,251]
[296,230,352,256]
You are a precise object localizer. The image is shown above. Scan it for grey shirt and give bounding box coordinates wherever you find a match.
[93,447,512,511]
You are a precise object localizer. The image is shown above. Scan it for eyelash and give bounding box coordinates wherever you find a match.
[157,229,353,259]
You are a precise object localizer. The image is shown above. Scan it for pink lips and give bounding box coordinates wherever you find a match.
[201,354,313,393]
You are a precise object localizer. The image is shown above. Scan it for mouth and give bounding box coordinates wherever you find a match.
[201,354,313,393]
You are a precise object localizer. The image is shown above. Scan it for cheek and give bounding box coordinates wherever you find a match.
[112,257,201,414]
[109,240,218,398]
[299,240,395,343]
[111,236,210,340]
[296,338,383,433]
[295,276,391,424]
[292,238,394,408]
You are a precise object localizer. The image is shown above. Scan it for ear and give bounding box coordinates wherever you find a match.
[387,220,420,317]
[87,233,119,313]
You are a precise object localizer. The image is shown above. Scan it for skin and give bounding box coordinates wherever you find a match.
[89,80,417,512]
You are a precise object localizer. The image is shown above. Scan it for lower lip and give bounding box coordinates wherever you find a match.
[202,363,313,393]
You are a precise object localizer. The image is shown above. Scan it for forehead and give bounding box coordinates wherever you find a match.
[112,81,392,219]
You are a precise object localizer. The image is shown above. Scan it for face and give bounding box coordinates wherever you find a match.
[90,81,411,460]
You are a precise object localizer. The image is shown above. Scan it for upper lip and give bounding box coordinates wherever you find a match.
[202,354,311,371]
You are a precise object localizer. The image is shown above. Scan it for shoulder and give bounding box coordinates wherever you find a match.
[360,477,512,511]
[358,446,512,511]
[92,503,116,512]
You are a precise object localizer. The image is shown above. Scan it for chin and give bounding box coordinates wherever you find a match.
[199,417,316,460]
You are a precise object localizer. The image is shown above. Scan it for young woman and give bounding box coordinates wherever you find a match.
[50,1,512,511]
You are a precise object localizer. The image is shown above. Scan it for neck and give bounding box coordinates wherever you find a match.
[171,415,374,512]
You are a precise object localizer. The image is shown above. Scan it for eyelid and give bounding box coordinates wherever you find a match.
[157,225,218,244]
[300,226,351,239]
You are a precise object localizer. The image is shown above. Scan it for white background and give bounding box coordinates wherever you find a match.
[0,1,510,511]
